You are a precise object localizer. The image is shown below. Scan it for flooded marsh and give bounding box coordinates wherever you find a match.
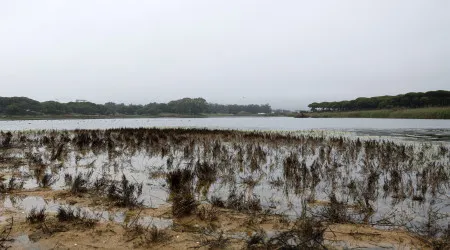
[0,128,449,249]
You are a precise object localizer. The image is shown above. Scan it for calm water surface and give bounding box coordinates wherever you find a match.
[1,117,449,141]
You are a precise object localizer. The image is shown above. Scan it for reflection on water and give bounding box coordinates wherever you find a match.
[351,128,450,142]
[1,128,449,236]
[11,234,41,250]
[2,195,173,229]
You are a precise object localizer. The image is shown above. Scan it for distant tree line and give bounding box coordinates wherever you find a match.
[308,90,450,112]
[0,97,272,116]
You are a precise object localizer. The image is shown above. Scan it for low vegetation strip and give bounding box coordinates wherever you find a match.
[308,90,450,111]
[304,90,450,119]
[307,107,450,119]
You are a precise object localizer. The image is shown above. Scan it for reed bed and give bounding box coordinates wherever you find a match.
[0,127,449,247]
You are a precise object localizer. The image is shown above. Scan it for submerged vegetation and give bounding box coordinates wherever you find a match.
[0,176,24,193]
[107,174,143,208]
[0,128,449,248]
[0,218,13,249]
[26,207,47,224]
[56,206,98,227]
[166,169,198,217]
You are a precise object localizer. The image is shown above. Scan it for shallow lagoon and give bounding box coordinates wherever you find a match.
[1,120,449,248]
[1,117,450,142]
[1,128,449,229]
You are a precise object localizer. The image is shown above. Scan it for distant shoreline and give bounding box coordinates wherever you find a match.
[305,107,450,119]
[0,113,284,121]
[1,107,450,120]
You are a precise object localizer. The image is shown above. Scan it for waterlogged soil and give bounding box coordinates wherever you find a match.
[1,189,431,249]
[1,128,449,249]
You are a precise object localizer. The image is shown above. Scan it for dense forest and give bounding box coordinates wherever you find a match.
[308,90,450,111]
[0,97,272,116]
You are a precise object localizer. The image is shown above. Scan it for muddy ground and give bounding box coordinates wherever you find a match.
[0,188,435,249]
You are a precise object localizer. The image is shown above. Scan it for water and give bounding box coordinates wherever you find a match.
[1,117,450,141]
[1,121,449,248]
[2,195,173,229]
[2,129,448,231]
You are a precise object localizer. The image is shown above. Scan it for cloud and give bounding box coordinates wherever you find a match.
[0,0,449,109]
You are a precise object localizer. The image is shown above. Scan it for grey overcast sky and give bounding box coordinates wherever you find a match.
[0,0,449,109]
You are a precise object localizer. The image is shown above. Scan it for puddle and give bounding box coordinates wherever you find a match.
[3,196,59,212]
[133,216,173,229]
[10,235,41,250]
[2,195,173,229]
